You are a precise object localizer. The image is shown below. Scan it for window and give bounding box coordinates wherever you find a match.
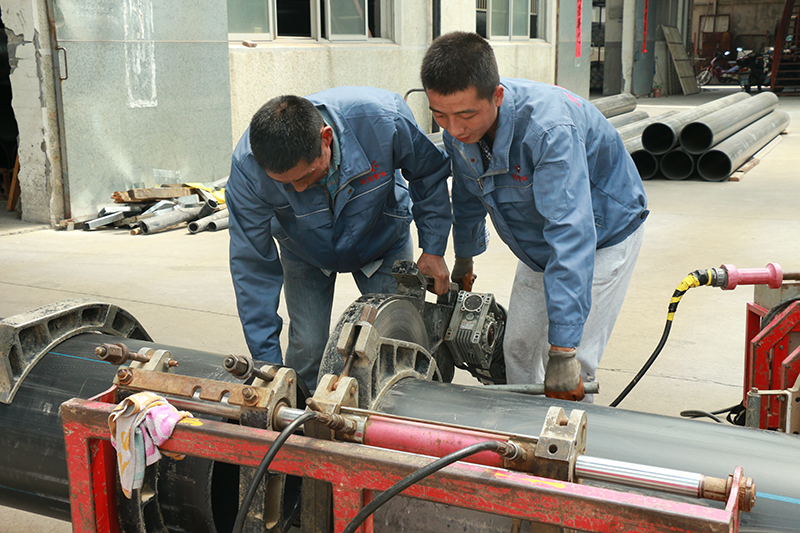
[227,0,392,41]
[477,0,542,40]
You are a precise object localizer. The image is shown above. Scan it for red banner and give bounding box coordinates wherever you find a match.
[576,0,583,58]
[643,0,649,53]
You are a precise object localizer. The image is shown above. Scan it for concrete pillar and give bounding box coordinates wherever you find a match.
[621,0,636,94]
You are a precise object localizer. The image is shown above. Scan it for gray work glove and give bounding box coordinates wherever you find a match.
[544,348,586,401]
[451,256,475,291]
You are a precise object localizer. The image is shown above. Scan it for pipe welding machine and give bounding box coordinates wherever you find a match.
[1,262,799,533]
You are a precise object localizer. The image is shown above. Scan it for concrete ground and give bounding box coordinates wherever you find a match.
[1,86,799,531]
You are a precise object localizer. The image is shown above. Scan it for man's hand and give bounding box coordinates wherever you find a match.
[416,252,450,295]
[451,256,477,291]
[544,346,585,401]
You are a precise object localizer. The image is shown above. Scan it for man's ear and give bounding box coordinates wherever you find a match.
[320,125,334,148]
[493,85,504,108]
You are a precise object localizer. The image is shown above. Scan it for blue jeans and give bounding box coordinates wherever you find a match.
[278,237,414,391]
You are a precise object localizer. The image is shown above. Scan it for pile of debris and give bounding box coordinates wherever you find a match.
[82,180,228,235]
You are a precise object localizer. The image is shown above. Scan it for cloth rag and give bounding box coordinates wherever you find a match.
[108,391,193,498]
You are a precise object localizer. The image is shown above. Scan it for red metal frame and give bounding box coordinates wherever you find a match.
[61,397,745,533]
[745,301,800,429]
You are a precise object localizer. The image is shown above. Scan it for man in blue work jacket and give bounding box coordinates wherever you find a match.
[421,32,648,401]
[227,89,452,391]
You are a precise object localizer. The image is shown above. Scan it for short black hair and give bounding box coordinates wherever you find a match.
[421,32,500,101]
[249,95,325,174]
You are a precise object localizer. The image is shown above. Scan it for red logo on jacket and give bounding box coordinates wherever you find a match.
[512,165,527,182]
[360,161,387,185]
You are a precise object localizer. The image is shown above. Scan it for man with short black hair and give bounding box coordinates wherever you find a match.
[228,88,452,390]
[421,32,648,401]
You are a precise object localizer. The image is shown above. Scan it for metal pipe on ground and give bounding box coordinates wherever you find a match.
[607,110,649,128]
[624,137,660,180]
[139,199,217,235]
[697,110,790,182]
[615,110,680,142]
[680,92,780,154]
[660,148,696,180]
[591,93,637,118]
[188,208,229,234]
[208,217,229,231]
[641,92,751,155]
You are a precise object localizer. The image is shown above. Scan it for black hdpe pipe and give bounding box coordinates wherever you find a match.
[0,333,240,533]
[624,136,659,180]
[377,378,800,533]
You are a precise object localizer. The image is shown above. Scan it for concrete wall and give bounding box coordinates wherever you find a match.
[229,0,558,144]
[3,0,64,225]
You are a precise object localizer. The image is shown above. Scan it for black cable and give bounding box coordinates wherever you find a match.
[232,410,318,533]
[610,320,672,407]
[761,295,800,329]
[342,440,502,533]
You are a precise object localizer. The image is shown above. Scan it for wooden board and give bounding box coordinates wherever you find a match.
[661,26,700,96]
[6,152,19,211]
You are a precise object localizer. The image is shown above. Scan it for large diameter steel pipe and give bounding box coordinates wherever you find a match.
[697,110,790,182]
[642,92,751,155]
[376,379,800,533]
[616,110,680,142]
[660,148,696,180]
[680,92,780,154]
[607,110,649,128]
[624,137,659,180]
[591,93,637,118]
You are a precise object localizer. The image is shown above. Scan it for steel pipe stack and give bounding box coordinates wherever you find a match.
[680,92,779,154]
[607,110,649,128]
[642,92,751,155]
[697,110,790,182]
[618,92,788,182]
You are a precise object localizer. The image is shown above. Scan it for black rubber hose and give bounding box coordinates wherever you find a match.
[232,410,318,533]
[610,320,672,407]
[342,440,502,533]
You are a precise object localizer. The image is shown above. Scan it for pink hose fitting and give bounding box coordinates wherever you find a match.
[721,263,783,290]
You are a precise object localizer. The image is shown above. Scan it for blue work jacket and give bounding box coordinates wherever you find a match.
[228,86,452,362]
[448,78,648,348]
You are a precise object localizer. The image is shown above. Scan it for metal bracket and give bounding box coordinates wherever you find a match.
[0,299,150,404]
[532,406,587,482]
[745,374,800,434]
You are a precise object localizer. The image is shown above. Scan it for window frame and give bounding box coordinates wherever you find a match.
[480,0,545,41]
[227,0,392,43]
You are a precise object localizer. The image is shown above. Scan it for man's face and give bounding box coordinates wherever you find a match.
[426,85,504,145]
[269,126,333,192]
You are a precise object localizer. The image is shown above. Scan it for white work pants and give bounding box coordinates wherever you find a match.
[503,224,645,397]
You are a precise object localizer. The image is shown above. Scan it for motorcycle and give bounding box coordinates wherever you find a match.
[696,50,740,86]
[736,50,770,93]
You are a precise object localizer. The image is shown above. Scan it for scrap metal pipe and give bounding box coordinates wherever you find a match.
[616,110,679,142]
[660,148,696,180]
[377,379,800,533]
[208,217,229,231]
[188,208,229,234]
[680,92,780,154]
[592,93,637,118]
[642,92,751,155]
[140,199,217,235]
[697,110,790,182]
[608,110,649,128]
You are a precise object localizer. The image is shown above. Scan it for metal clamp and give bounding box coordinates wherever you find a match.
[531,406,587,482]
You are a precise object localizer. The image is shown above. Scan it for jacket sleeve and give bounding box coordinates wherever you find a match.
[227,156,284,363]
[391,95,453,256]
[528,124,596,348]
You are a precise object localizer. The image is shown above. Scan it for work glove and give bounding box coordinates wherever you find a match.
[544,348,586,402]
[451,256,476,291]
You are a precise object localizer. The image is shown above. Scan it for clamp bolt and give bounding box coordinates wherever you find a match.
[117,368,134,384]
[163,359,179,369]
[242,387,259,405]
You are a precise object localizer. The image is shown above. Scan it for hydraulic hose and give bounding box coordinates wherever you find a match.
[232,410,319,533]
[610,269,722,407]
[342,441,503,533]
